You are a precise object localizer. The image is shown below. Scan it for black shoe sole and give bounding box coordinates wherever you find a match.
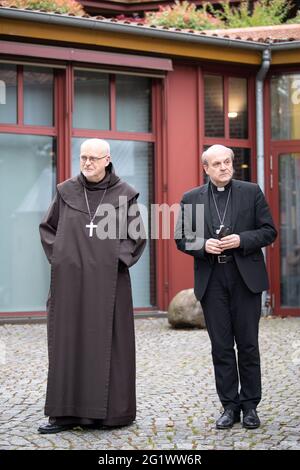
[242,423,260,429]
[38,425,74,434]
[216,418,240,429]
[216,424,234,429]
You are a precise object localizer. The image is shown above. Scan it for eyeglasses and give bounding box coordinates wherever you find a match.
[80,155,109,164]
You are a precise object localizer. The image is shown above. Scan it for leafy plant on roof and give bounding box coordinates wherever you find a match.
[208,0,292,28]
[145,0,297,30]
[145,0,223,30]
[1,0,85,16]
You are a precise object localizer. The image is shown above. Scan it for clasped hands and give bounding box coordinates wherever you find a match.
[205,234,240,254]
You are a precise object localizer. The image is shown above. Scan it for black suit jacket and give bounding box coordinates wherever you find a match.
[175,179,277,301]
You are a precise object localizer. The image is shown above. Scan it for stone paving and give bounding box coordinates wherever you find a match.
[0,316,300,450]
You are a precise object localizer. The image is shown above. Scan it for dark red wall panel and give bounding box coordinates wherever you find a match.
[166,64,200,305]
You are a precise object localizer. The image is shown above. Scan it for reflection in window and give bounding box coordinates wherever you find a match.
[0,63,17,124]
[271,74,300,140]
[229,77,248,139]
[116,75,151,133]
[0,134,56,312]
[72,138,154,308]
[231,147,250,181]
[73,70,110,130]
[24,66,54,126]
[204,75,224,137]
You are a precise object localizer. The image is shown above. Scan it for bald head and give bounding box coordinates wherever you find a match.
[80,138,111,183]
[80,138,110,158]
[201,145,234,166]
[202,145,234,188]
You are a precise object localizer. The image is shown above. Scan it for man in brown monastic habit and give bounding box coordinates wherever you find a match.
[38,138,146,434]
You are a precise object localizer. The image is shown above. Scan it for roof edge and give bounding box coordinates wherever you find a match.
[1,7,300,52]
[0,6,267,51]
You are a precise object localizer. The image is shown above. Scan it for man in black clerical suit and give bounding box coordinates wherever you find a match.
[175,144,277,429]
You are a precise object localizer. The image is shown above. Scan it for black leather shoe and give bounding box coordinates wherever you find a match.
[243,409,260,429]
[216,409,240,429]
[38,423,75,434]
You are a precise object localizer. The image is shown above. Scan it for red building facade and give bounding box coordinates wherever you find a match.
[0,7,300,319]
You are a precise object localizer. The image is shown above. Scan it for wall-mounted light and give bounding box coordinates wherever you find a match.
[241,164,249,169]
[228,112,238,118]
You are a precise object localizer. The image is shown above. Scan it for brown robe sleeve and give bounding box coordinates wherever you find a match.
[119,197,146,268]
[39,193,60,264]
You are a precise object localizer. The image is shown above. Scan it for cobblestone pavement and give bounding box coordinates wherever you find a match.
[0,316,300,450]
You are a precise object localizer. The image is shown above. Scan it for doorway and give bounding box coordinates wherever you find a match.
[270,146,300,316]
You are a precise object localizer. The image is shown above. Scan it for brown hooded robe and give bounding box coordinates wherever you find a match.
[39,164,146,426]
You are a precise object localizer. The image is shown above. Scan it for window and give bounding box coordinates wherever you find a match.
[0,134,56,313]
[204,75,224,137]
[73,70,110,130]
[204,74,248,140]
[72,71,155,308]
[271,74,300,140]
[228,77,248,139]
[116,75,151,133]
[203,73,251,182]
[231,147,250,181]
[0,63,56,313]
[0,63,17,124]
[279,153,300,307]
[24,66,54,126]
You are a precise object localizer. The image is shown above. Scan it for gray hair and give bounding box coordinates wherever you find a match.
[201,145,234,165]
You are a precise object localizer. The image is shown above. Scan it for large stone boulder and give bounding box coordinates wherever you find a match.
[167,289,206,329]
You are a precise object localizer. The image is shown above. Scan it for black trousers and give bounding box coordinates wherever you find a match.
[201,259,262,412]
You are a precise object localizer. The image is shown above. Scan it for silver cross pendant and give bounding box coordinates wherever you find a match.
[86,222,98,237]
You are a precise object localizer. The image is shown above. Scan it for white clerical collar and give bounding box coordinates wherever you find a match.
[210,180,232,192]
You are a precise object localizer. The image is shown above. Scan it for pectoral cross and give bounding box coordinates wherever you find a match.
[216,224,224,235]
[86,222,98,237]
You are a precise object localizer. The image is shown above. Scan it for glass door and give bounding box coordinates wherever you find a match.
[272,149,300,315]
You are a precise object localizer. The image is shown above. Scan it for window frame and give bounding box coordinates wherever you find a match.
[198,65,257,184]
[71,66,155,145]
[69,65,157,309]
[0,61,58,317]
